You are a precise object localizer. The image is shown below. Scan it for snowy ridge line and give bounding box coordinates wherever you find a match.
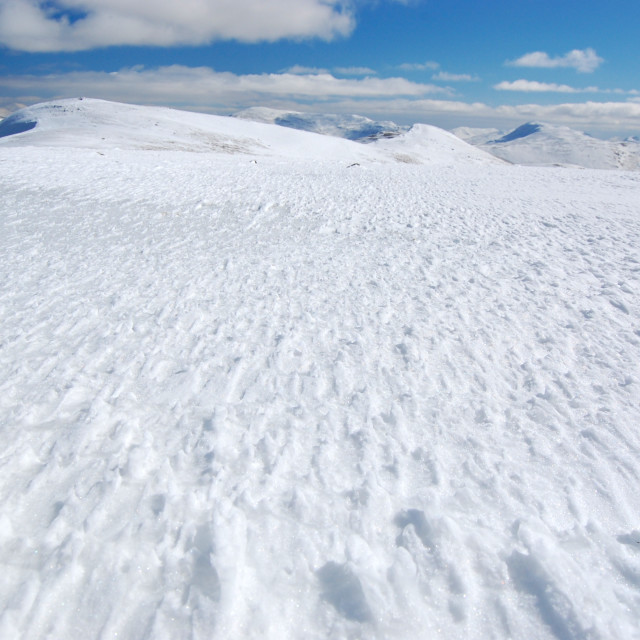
[0,98,501,167]
[232,106,407,141]
[233,106,640,171]
[0,99,640,639]
[3,98,640,170]
[453,121,640,170]
[0,98,387,162]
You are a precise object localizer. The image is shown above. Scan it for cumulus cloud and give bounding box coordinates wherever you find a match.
[432,71,479,82]
[0,0,356,51]
[507,48,604,73]
[494,80,599,93]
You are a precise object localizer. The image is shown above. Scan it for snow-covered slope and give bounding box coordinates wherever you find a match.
[450,126,503,146]
[464,121,640,170]
[0,98,498,167]
[233,106,406,141]
[373,122,503,165]
[233,108,498,165]
[1,99,640,640]
[0,98,392,163]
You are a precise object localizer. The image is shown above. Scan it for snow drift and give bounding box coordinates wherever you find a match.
[1,98,639,640]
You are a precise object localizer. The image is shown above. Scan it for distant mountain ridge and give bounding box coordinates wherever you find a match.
[233,106,407,142]
[0,98,394,163]
[2,99,639,170]
[454,121,640,170]
[0,98,498,167]
[235,108,640,170]
[493,123,542,144]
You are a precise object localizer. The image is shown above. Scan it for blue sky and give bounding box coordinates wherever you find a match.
[1,0,639,136]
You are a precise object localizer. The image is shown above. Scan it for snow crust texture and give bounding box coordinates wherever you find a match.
[1,101,640,640]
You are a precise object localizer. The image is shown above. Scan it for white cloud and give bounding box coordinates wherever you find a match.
[0,0,356,51]
[494,80,638,97]
[284,65,330,75]
[397,61,440,71]
[282,64,378,76]
[494,80,600,93]
[432,71,479,82]
[0,66,448,108]
[330,98,640,136]
[507,48,604,73]
[334,67,377,76]
[2,66,639,137]
[285,65,377,77]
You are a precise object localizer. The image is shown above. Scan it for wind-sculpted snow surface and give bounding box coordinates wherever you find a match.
[1,108,640,640]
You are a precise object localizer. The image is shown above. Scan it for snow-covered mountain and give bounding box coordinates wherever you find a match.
[235,108,640,171]
[373,122,504,165]
[0,98,498,167]
[450,126,503,146]
[1,98,640,640]
[233,106,406,141]
[455,121,640,170]
[0,98,390,163]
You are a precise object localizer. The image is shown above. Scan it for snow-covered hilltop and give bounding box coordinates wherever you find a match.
[231,105,640,171]
[0,98,387,162]
[1,98,640,640]
[373,122,505,165]
[9,98,629,171]
[454,121,640,170]
[0,98,498,166]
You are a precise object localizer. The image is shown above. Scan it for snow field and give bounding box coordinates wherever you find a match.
[1,144,640,639]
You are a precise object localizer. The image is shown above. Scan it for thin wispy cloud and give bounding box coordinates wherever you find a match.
[284,66,329,75]
[432,71,479,82]
[0,66,449,107]
[0,0,356,52]
[334,67,377,76]
[494,80,600,93]
[397,61,440,71]
[507,48,604,73]
[494,80,638,97]
[330,97,640,135]
[285,65,377,77]
[2,66,639,136]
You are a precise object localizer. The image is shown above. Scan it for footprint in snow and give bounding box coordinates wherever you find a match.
[316,561,372,623]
